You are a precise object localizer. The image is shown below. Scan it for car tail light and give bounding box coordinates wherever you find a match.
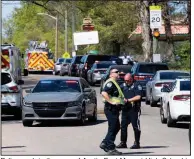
[155,82,172,87]
[155,83,163,87]
[9,85,19,92]
[173,94,190,101]
[134,75,146,80]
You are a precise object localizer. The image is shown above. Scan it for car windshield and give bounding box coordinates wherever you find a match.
[160,72,190,80]
[180,81,190,91]
[1,72,12,85]
[66,59,72,63]
[96,63,114,68]
[139,64,168,74]
[32,80,81,93]
[74,56,82,64]
[58,58,65,63]
[117,67,132,73]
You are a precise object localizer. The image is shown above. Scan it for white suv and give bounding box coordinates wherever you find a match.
[1,68,24,119]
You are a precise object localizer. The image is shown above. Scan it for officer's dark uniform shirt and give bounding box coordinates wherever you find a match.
[120,82,142,109]
[102,81,120,107]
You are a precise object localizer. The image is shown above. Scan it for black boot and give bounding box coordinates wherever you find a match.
[130,142,140,149]
[100,142,109,152]
[116,142,127,148]
[107,149,122,155]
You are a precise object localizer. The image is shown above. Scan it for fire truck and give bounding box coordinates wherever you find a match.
[23,41,54,75]
[1,43,22,82]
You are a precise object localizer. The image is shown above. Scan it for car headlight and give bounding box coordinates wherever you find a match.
[67,101,80,107]
[23,100,32,107]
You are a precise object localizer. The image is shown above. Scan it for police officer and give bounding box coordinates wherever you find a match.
[100,69,124,155]
[116,73,142,149]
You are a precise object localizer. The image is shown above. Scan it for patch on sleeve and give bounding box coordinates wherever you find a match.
[106,82,112,88]
[138,85,142,90]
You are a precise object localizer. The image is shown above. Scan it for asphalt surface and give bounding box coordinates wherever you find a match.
[1,74,191,155]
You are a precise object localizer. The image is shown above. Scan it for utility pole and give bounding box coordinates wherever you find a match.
[72,1,76,56]
[55,14,58,61]
[65,9,68,53]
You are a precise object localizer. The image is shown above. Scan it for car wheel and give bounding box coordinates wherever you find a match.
[14,110,22,120]
[167,106,176,127]
[22,120,33,127]
[160,101,167,124]
[145,94,150,105]
[189,124,191,143]
[150,92,157,107]
[88,106,97,122]
[79,106,86,125]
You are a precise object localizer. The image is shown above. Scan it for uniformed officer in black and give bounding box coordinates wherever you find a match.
[100,68,122,155]
[116,73,142,149]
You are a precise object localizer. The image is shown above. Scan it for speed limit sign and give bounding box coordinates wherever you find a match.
[150,6,162,29]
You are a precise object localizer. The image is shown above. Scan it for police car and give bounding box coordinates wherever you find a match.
[159,77,190,127]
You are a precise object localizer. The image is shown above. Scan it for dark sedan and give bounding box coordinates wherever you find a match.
[22,77,97,127]
[100,65,132,92]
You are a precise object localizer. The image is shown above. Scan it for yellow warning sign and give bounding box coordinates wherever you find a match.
[62,52,70,59]
[149,6,161,11]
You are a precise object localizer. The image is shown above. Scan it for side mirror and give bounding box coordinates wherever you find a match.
[25,89,32,93]
[18,80,24,85]
[83,88,92,92]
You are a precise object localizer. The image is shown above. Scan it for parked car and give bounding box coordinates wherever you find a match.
[60,58,72,76]
[131,62,169,97]
[78,54,122,80]
[22,76,97,127]
[53,58,65,75]
[1,68,24,119]
[160,78,190,127]
[100,65,132,92]
[68,55,83,76]
[87,61,117,86]
[146,70,190,106]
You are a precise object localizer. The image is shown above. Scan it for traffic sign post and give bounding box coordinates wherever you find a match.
[149,6,162,29]
[150,5,162,62]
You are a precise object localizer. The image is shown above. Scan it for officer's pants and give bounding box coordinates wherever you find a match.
[102,107,120,150]
[120,108,141,144]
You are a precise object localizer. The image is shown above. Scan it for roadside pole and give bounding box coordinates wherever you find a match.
[149,4,162,62]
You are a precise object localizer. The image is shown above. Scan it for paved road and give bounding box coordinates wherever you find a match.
[1,74,190,155]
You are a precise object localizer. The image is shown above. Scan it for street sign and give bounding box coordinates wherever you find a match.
[73,31,99,46]
[153,54,161,62]
[62,52,70,59]
[150,6,162,29]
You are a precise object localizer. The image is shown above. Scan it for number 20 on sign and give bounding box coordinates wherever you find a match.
[149,5,162,29]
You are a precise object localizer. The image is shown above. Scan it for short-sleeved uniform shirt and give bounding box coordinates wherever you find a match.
[102,80,120,107]
[120,82,142,109]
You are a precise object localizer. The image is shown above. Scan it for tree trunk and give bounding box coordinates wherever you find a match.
[112,40,120,56]
[163,2,174,62]
[138,1,152,62]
